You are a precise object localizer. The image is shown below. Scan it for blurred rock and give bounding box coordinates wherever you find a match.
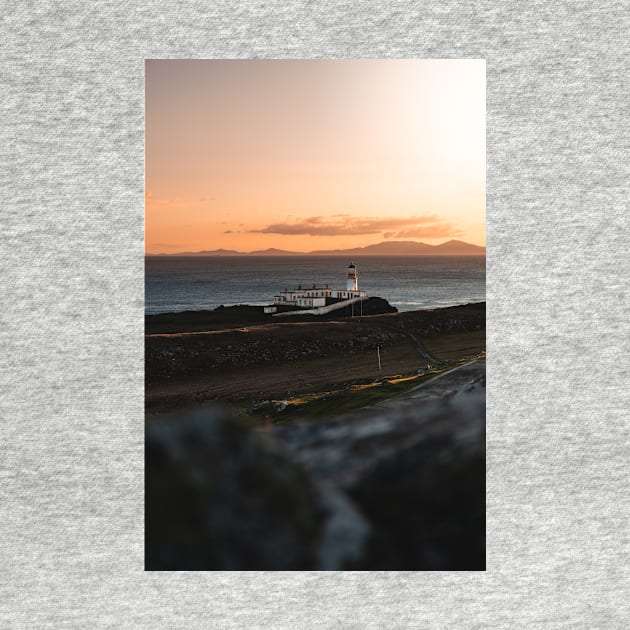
[273,360,486,570]
[146,360,485,570]
[145,409,369,570]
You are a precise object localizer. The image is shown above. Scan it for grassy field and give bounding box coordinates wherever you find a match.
[423,329,485,362]
[146,305,485,418]
[146,339,424,411]
[250,366,454,424]
[147,331,484,421]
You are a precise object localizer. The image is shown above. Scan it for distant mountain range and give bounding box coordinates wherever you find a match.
[151,240,485,257]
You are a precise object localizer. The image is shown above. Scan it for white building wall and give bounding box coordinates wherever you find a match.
[274,286,364,306]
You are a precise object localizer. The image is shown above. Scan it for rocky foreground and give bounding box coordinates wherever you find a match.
[146,360,485,570]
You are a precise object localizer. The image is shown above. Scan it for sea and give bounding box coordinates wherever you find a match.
[145,256,485,315]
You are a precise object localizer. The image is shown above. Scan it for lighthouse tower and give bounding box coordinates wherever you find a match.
[346,262,358,291]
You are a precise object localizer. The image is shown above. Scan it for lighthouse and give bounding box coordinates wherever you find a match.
[346,262,358,291]
[271,261,367,310]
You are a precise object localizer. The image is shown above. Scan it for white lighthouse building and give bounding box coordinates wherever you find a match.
[272,262,367,308]
[346,262,358,291]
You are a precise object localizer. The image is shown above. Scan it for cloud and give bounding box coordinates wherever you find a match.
[199,196,215,202]
[251,214,452,237]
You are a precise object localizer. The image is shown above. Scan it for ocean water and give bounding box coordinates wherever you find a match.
[145,256,485,315]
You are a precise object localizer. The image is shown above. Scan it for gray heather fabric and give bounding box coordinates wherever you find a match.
[1,2,629,628]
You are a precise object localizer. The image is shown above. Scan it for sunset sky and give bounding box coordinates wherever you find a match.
[145,59,485,254]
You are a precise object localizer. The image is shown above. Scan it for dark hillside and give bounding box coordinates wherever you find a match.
[145,297,397,334]
[146,302,485,412]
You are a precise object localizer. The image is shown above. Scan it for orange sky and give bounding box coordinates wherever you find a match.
[145,59,485,254]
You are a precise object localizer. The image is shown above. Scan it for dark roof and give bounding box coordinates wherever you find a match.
[348,262,355,268]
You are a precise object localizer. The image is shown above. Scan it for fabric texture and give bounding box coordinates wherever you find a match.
[1,1,629,627]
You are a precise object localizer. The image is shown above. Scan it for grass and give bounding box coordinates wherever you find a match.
[250,365,454,424]
[146,325,485,417]
[423,330,485,362]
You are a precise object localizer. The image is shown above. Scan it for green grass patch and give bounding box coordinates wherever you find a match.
[252,366,452,424]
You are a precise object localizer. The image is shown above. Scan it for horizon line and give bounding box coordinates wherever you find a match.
[146,239,487,256]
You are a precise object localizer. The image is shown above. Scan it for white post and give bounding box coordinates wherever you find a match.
[377,345,382,373]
